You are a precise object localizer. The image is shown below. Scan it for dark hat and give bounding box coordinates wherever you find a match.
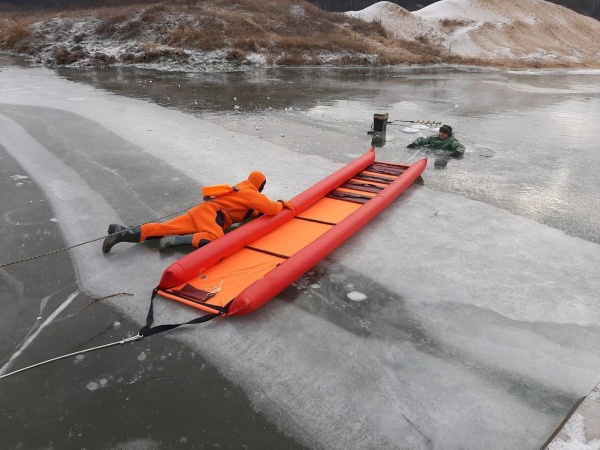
[439,125,453,135]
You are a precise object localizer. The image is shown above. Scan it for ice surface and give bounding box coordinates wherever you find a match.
[1,65,600,449]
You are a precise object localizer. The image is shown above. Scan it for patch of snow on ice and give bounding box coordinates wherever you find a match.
[347,291,367,301]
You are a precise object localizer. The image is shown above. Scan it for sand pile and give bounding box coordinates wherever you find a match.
[346,0,600,67]
[344,2,431,42]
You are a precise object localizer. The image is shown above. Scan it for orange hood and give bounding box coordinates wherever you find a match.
[247,171,266,192]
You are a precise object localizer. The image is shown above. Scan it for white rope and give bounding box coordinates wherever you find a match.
[209,280,223,295]
[399,148,425,165]
[0,202,202,268]
[0,333,143,380]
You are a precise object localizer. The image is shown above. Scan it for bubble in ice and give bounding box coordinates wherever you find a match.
[347,291,367,302]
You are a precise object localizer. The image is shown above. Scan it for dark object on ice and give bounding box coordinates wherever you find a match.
[407,143,416,148]
[371,132,386,148]
[102,224,141,253]
[434,157,449,169]
[367,112,389,135]
[372,113,389,132]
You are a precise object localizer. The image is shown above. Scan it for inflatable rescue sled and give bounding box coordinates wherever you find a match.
[155,149,427,316]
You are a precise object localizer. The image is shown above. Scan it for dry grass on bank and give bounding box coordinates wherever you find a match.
[0,0,460,67]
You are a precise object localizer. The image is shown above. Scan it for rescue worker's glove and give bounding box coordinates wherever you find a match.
[449,151,461,158]
[278,200,296,214]
[407,143,417,148]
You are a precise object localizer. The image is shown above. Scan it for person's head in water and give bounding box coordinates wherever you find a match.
[439,124,453,139]
[248,171,266,192]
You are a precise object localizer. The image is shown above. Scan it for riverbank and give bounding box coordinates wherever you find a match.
[1,0,599,71]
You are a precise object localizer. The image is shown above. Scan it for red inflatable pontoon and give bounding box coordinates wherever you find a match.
[155,149,427,316]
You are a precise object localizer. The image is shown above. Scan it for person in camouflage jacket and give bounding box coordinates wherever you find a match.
[407,124,465,157]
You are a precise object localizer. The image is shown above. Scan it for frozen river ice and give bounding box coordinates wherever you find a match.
[1,56,600,449]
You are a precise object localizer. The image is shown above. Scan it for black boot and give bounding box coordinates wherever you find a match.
[102,224,141,253]
[159,234,194,252]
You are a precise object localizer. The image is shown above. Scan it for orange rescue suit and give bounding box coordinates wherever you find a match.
[140,171,284,247]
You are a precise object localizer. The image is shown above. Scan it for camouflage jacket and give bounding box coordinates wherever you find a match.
[412,135,465,155]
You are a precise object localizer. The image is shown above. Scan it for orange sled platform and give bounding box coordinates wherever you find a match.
[155,149,427,317]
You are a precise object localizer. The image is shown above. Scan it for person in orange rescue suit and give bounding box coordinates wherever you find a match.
[102,171,295,253]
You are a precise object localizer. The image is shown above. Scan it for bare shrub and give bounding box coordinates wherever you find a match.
[415,34,431,45]
[232,37,270,52]
[52,45,87,65]
[226,48,246,61]
[273,35,320,52]
[440,18,472,29]
[276,51,306,66]
[166,17,226,50]
[140,4,168,22]
[2,19,31,49]
[374,53,407,66]
[337,54,375,66]
[120,51,135,62]
[128,43,188,63]
[95,12,128,35]
[119,20,143,39]
[325,34,374,53]
[139,41,157,52]
[216,0,279,14]
[225,15,266,41]
[344,16,387,38]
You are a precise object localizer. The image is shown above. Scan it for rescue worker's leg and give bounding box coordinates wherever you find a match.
[158,203,225,252]
[104,212,199,254]
[158,234,194,251]
[158,235,213,252]
[102,224,142,253]
[140,213,198,241]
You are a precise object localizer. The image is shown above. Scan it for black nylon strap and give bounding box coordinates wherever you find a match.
[242,208,255,221]
[139,288,221,338]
